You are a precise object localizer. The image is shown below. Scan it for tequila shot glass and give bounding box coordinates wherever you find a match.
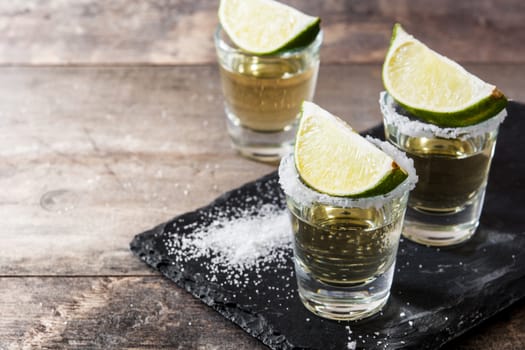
[278,139,417,321]
[214,25,322,162]
[380,91,507,246]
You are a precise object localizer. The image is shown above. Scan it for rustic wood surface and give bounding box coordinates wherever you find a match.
[1,0,525,349]
[1,0,525,65]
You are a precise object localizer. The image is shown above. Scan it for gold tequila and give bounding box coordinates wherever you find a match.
[219,57,318,131]
[398,136,495,214]
[289,204,403,286]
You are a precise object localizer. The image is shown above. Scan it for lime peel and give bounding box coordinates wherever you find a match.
[383,23,507,127]
[219,0,320,55]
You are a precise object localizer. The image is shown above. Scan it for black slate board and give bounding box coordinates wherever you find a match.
[130,101,525,350]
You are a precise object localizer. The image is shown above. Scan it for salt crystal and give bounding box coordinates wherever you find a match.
[346,326,355,349]
[380,91,506,139]
[185,207,291,268]
[165,204,292,287]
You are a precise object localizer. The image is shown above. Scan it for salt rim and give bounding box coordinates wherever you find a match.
[278,137,418,209]
[380,91,507,139]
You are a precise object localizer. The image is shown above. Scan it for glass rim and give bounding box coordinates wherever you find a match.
[214,24,323,58]
[380,91,507,139]
[278,137,418,209]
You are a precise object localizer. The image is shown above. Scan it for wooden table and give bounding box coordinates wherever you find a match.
[1,1,524,348]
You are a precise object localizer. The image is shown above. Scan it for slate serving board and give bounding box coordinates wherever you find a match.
[130,101,525,350]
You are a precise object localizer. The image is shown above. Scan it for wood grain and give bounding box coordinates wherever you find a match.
[1,64,525,349]
[2,0,525,348]
[0,66,274,276]
[0,277,265,349]
[2,64,525,276]
[1,0,524,65]
[0,276,523,349]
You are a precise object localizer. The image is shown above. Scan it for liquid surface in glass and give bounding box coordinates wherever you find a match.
[219,55,318,131]
[399,135,495,214]
[290,204,403,286]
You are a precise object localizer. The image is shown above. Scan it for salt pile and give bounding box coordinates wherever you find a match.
[164,203,292,288]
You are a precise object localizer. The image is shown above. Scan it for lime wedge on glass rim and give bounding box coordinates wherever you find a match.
[218,0,320,55]
[294,101,408,198]
[382,23,507,127]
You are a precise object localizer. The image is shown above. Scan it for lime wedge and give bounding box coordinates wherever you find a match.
[218,0,320,55]
[383,24,507,127]
[295,101,408,197]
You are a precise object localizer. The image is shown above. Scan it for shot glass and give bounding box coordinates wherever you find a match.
[214,25,322,162]
[380,91,507,246]
[278,139,417,321]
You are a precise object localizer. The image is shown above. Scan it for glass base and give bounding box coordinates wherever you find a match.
[402,192,485,246]
[402,213,478,246]
[226,110,296,163]
[294,259,394,321]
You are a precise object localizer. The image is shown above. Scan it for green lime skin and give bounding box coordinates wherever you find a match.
[265,19,321,55]
[398,89,507,128]
[351,165,408,199]
[298,163,408,199]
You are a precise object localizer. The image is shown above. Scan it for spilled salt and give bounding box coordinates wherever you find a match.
[346,326,356,350]
[183,205,291,269]
[164,203,293,287]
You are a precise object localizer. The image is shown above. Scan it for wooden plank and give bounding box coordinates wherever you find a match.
[0,65,274,276]
[0,276,265,349]
[0,276,523,349]
[1,64,525,276]
[0,0,524,65]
